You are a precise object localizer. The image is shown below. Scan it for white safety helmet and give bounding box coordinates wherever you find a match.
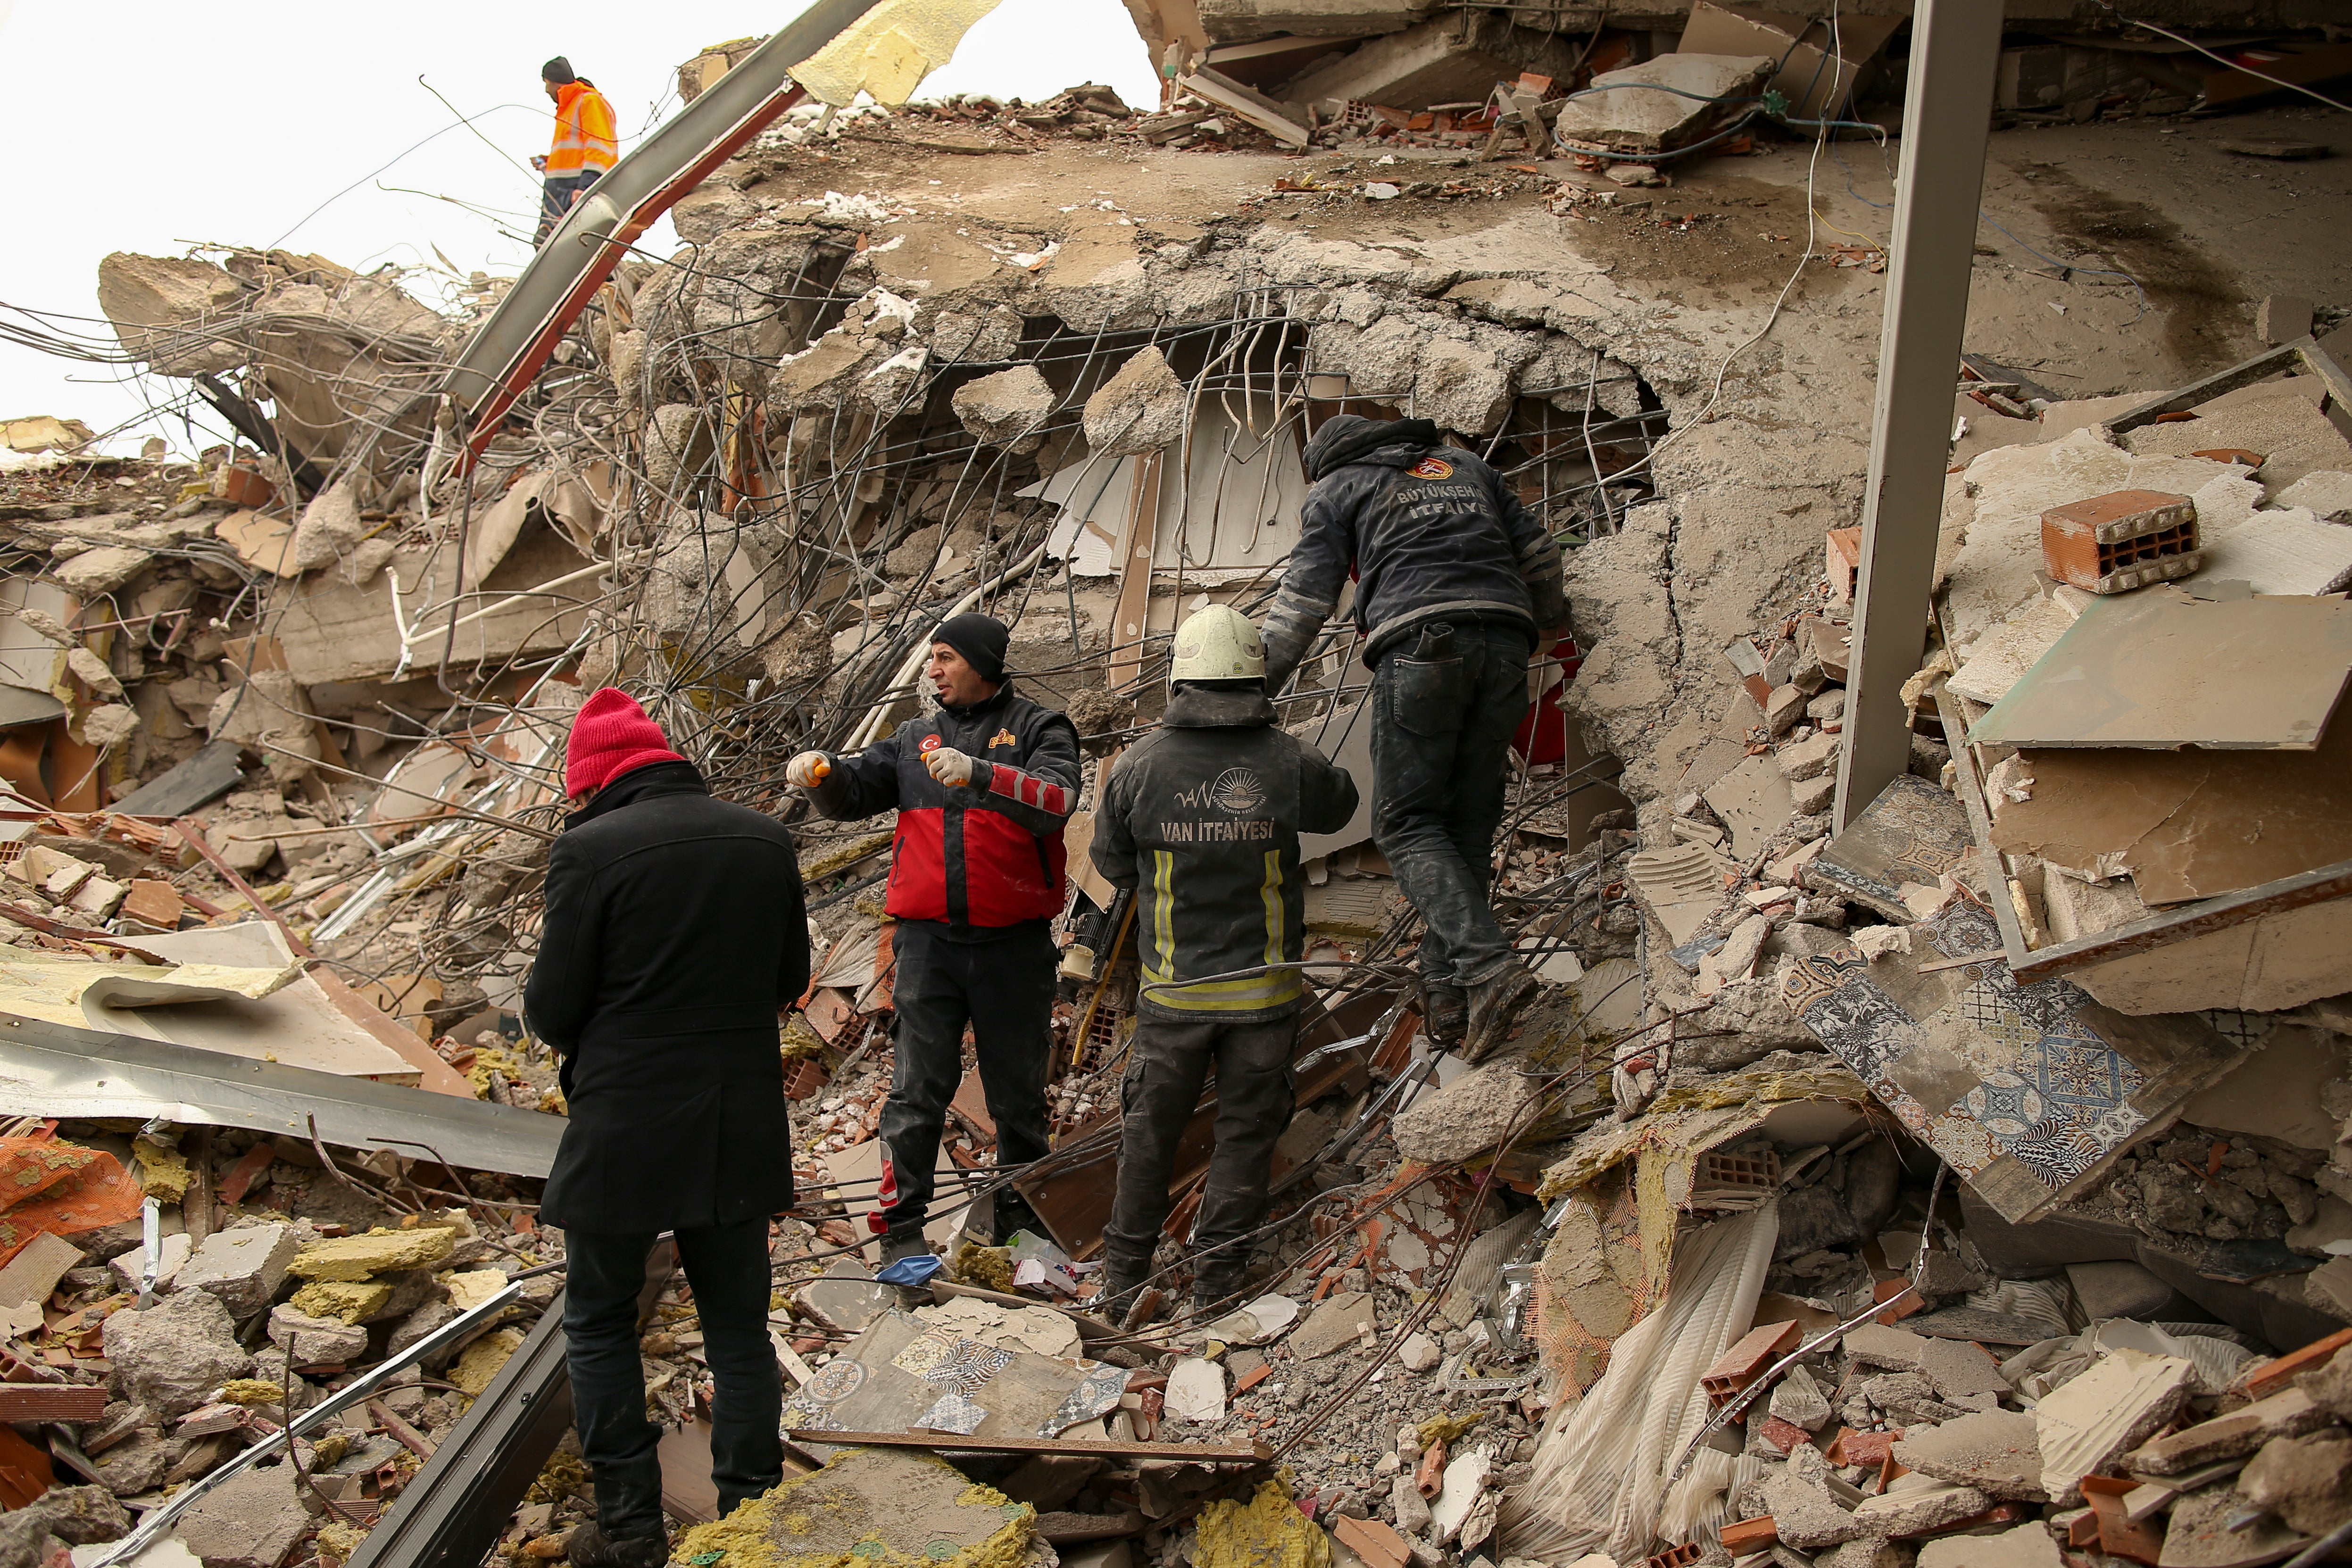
[1170,603,1266,684]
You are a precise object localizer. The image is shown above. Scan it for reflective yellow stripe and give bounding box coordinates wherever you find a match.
[1150,971,1305,1012]
[1146,849,1176,984]
[1260,849,1284,970]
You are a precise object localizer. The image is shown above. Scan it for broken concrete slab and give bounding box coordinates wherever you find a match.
[2035,1348,2196,1504]
[267,1304,370,1365]
[171,1462,315,1568]
[2236,1428,2352,1538]
[1392,1059,1544,1165]
[1083,345,1188,457]
[1851,1478,1993,1537]
[1770,1362,1833,1431]
[1290,1291,1376,1360]
[1915,1523,2064,1568]
[1551,53,1776,155]
[95,252,249,377]
[102,1286,254,1419]
[1894,1410,2046,1502]
[1704,754,1796,860]
[1283,16,1513,111]
[174,1223,301,1319]
[2127,1386,2333,1476]
[793,1261,901,1336]
[2158,1479,2312,1567]
[1916,1337,2007,1402]
[1842,1322,1929,1372]
[953,364,1055,448]
[1762,1465,1866,1551]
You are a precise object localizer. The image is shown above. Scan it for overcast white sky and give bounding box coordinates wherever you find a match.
[0,0,1156,455]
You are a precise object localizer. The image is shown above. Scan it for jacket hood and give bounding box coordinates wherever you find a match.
[569,758,708,829]
[1163,684,1277,728]
[1305,414,1442,480]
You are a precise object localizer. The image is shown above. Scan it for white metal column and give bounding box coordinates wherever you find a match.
[1831,0,2006,830]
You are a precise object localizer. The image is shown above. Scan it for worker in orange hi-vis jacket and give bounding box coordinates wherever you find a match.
[533,56,617,246]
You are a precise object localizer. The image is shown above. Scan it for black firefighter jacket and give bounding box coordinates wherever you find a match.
[524,761,808,1233]
[1090,685,1359,1022]
[807,681,1080,932]
[1260,413,1567,691]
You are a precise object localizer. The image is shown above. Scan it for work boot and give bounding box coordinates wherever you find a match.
[879,1227,932,1268]
[572,1466,665,1568]
[1462,965,1538,1064]
[992,1189,1045,1246]
[1095,1258,1151,1319]
[1423,984,1467,1052]
[566,1523,667,1568]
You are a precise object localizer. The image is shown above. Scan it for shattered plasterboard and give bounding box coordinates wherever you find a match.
[1531,1064,1869,1391]
[1971,587,2352,750]
[1986,715,2352,905]
[1777,898,2251,1223]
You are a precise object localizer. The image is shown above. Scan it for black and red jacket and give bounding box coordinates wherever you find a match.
[807,681,1080,930]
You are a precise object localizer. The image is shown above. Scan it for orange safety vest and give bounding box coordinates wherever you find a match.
[547,81,618,177]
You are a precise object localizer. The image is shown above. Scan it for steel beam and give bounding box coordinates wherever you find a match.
[1830,0,2005,831]
[0,1011,563,1178]
[442,0,884,462]
[342,1292,573,1568]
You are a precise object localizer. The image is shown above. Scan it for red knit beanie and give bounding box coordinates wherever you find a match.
[565,688,683,797]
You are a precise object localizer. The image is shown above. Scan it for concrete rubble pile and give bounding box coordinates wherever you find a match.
[6,1,2352,1563]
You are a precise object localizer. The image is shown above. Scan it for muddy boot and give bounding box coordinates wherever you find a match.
[567,1525,667,1568]
[1423,985,1466,1052]
[992,1188,1045,1246]
[1096,1256,1152,1323]
[571,1464,665,1567]
[1462,965,1537,1063]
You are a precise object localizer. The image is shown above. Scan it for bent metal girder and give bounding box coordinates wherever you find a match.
[440,0,886,466]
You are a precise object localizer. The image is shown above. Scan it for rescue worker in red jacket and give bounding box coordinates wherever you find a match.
[787,614,1080,1262]
[534,56,618,246]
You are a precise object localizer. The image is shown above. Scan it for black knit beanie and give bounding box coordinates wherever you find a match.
[542,57,577,84]
[932,613,1010,683]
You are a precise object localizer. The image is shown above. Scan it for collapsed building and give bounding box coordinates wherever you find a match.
[3,0,2352,1564]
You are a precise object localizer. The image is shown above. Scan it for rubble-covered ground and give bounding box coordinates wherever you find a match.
[4,23,2352,1568]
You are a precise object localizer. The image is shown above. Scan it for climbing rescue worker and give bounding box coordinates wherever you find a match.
[1090,606,1358,1318]
[786,613,1080,1264]
[534,56,618,246]
[526,689,808,1565]
[1259,413,1567,1062]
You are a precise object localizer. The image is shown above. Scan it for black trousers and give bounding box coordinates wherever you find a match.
[1369,622,1533,991]
[562,1219,781,1534]
[536,169,602,245]
[1102,1013,1297,1295]
[876,919,1055,1236]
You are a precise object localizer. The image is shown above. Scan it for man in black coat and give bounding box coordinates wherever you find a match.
[1258,413,1567,1061]
[525,688,808,1567]
[1090,606,1357,1317]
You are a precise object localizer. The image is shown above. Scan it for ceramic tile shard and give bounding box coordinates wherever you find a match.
[1804,774,1973,924]
[1778,899,2251,1222]
[1970,587,2352,751]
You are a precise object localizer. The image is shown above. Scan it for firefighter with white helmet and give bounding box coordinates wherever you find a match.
[1089,604,1358,1318]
